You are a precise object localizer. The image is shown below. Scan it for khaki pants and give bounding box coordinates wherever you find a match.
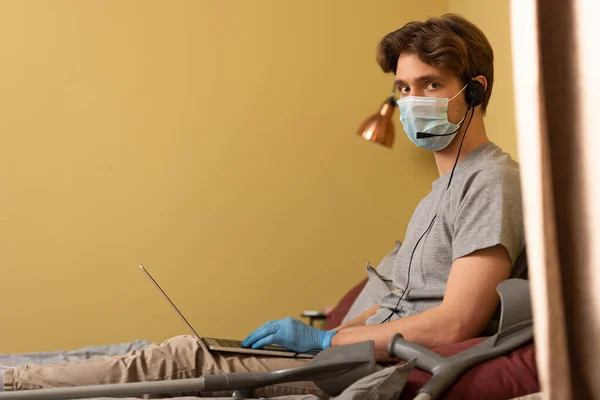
[2,335,326,398]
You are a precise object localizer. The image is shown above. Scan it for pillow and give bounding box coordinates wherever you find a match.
[333,359,416,400]
[340,241,400,324]
[324,278,368,330]
[400,339,538,400]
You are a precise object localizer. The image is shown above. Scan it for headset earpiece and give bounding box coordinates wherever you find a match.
[465,80,485,108]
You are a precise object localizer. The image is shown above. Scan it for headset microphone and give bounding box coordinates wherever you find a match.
[417,131,456,139]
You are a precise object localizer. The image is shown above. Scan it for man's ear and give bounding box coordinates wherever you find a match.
[472,75,488,92]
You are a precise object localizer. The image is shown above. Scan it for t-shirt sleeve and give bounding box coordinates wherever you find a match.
[451,167,525,264]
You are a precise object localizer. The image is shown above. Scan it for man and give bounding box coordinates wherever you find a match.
[1,13,524,398]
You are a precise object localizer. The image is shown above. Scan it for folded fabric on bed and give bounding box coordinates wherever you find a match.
[0,339,152,371]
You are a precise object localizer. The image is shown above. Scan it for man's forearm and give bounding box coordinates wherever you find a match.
[331,305,465,361]
[331,305,379,331]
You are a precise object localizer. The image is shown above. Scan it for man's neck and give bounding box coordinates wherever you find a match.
[433,115,489,176]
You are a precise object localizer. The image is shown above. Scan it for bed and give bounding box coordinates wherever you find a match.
[0,337,540,400]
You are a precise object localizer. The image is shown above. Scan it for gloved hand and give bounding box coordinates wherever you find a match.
[241,317,338,353]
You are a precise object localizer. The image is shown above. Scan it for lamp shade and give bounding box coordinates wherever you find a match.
[356,96,396,148]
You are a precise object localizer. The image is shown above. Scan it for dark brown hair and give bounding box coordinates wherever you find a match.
[376,14,494,111]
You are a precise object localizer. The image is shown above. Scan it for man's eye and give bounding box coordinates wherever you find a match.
[426,82,440,90]
[399,86,410,94]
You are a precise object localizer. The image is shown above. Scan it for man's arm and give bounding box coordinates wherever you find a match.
[331,304,379,331]
[331,244,512,360]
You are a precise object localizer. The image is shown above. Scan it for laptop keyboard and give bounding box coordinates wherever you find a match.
[205,337,320,355]
[207,338,289,351]
[214,338,243,348]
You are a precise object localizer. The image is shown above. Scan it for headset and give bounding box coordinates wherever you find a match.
[381,79,486,324]
[465,80,486,109]
[416,80,485,139]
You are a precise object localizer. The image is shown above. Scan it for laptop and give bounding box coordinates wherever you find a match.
[138,264,317,358]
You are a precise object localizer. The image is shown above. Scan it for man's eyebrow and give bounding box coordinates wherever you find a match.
[394,75,446,87]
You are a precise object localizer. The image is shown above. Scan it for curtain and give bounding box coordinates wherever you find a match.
[510,0,600,398]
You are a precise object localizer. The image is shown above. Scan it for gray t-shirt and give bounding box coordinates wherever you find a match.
[366,142,525,325]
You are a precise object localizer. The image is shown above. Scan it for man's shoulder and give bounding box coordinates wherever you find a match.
[471,161,520,188]
[452,151,521,202]
[464,145,520,183]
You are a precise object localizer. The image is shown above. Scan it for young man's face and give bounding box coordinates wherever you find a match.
[394,53,468,125]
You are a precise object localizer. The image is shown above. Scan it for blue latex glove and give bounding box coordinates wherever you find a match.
[241,317,338,353]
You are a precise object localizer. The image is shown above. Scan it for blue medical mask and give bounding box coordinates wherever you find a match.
[396,84,467,151]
